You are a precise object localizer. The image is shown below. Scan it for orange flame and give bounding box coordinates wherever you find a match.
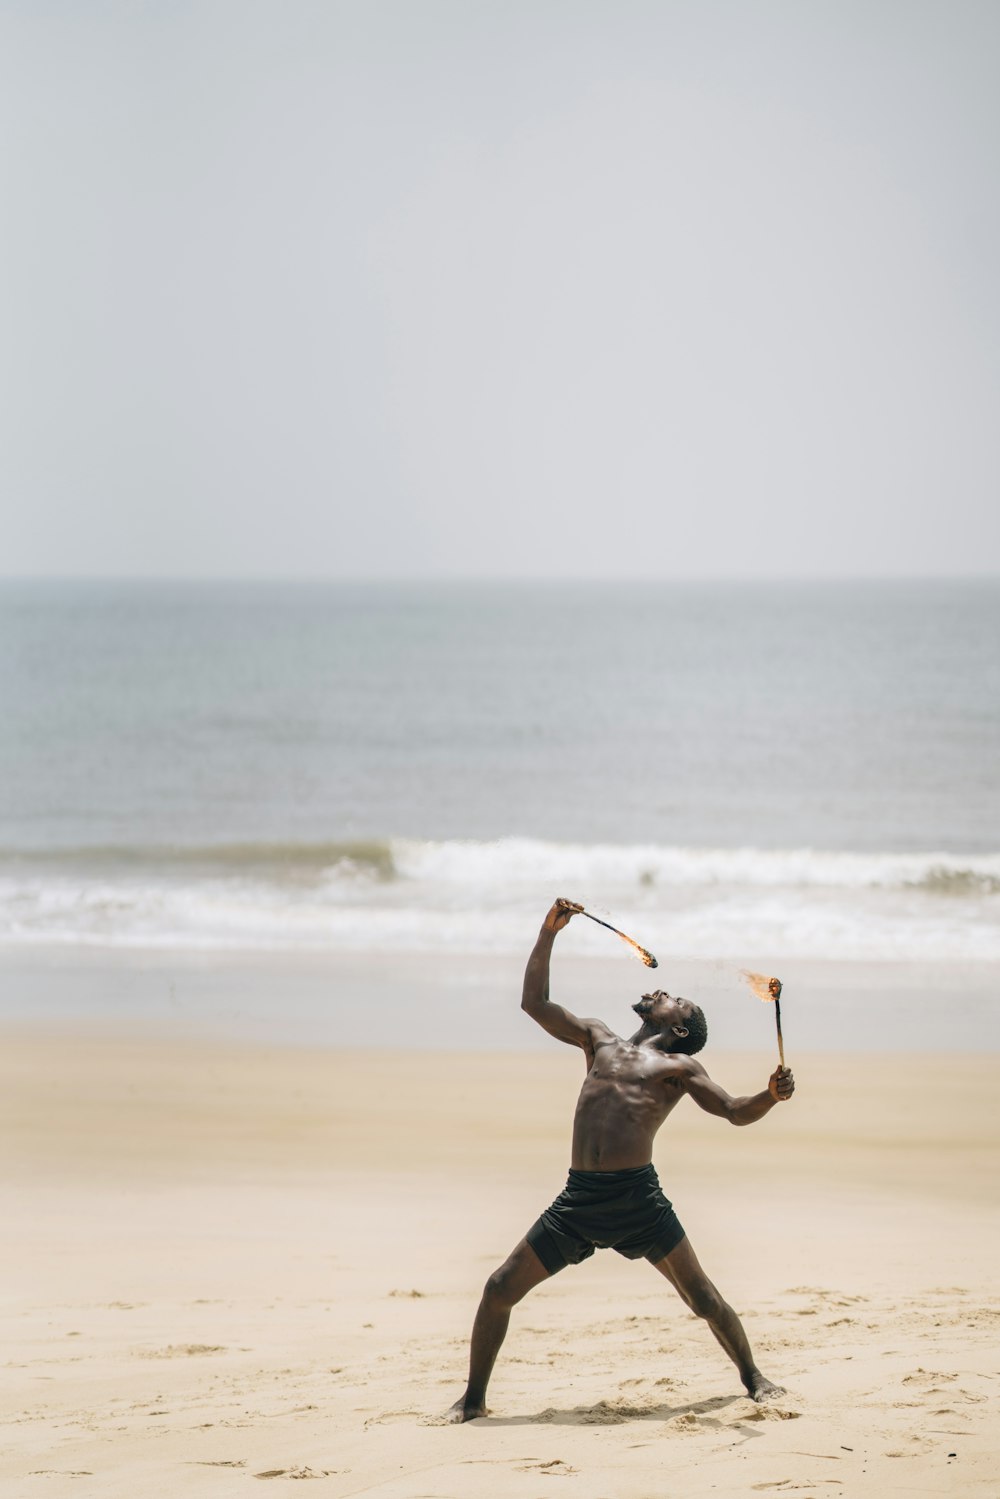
[741,969,777,1003]
[618,934,658,968]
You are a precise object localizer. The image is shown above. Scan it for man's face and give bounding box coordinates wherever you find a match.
[632,990,693,1030]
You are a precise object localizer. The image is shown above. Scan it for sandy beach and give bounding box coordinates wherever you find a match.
[3,1007,998,1496]
[5,0,1000,1481]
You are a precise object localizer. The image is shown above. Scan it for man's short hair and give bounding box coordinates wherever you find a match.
[675,1003,708,1055]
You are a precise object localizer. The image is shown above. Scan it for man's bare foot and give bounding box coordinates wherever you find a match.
[445,1397,489,1423]
[746,1374,785,1403]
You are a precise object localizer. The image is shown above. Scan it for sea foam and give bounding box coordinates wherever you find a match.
[1,839,998,960]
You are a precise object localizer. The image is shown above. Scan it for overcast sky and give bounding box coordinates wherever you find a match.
[1,1,998,580]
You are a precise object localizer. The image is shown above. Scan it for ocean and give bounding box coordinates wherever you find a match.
[2,578,998,971]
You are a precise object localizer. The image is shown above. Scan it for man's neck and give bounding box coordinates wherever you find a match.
[629,1020,664,1047]
[627,1022,684,1054]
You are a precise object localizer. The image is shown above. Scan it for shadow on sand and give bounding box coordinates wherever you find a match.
[479,1392,753,1428]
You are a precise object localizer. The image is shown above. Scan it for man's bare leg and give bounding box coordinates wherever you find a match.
[651,1236,784,1403]
[447,1238,552,1422]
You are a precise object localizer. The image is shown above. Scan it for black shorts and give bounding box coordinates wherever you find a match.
[526,1164,685,1275]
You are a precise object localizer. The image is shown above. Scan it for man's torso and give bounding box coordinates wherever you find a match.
[570,1034,688,1170]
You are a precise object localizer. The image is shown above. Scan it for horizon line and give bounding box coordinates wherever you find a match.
[2,572,999,587]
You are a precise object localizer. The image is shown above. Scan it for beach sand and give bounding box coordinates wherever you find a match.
[2,1019,999,1496]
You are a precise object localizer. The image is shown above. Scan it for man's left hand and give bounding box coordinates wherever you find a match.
[768,1066,794,1102]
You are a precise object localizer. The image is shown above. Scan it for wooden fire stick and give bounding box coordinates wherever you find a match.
[557,900,658,968]
[580,909,658,969]
[741,971,785,1066]
[771,979,785,1068]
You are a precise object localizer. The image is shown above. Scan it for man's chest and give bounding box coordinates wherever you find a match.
[588,1044,675,1091]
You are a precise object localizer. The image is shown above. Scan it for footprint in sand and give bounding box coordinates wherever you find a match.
[902,1368,957,1386]
[254,1468,337,1481]
[138,1344,227,1359]
[884,1433,935,1458]
[751,1483,843,1492]
[516,1459,578,1476]
[364,1409,420,1429]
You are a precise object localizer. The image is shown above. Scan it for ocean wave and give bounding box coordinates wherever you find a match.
[0,838,998,960]
[389,839,1000,894]
[3,838,999,894]
[0,839,396,880]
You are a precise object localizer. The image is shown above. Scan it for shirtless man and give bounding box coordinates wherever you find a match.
[448,898,795,1422]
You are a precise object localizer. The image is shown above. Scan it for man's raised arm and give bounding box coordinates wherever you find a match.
[679,1057,795,1125]
[521,899,604,1049]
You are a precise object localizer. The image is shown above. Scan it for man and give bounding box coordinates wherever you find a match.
[448,897,795,1422]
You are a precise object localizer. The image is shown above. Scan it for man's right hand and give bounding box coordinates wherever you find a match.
[543,898,584,934]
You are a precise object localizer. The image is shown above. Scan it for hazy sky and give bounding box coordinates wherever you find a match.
[2,1,998,579]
